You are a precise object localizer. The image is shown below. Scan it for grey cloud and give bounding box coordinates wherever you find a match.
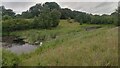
[58,2,118,14]
[94,2,110,8]
[93,2,117,14]
[2,2,118,14]
[2,2,36,14]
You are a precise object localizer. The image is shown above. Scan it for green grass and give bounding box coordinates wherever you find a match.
[10,20,81,44]
[19,27,118,66]
[2,49,20,66]
[10,20,109,44]
[3,20,118,66]
[0,47,2,67]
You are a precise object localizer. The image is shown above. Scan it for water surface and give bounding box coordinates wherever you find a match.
[7,43,38,55]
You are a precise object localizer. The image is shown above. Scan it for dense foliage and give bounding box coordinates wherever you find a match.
[1,6,15,18]
[2,2,61,33]
[74,12,91,25]
[43,2,61,10]
[32,3,61,29]
[2,15,12,20]
[1,2,119,34]
[90,15,114,24]
[60,8,73,19]
[20,2,60,19]
[2,19,32,33]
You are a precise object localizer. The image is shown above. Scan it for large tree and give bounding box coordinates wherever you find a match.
[21,2,61,19]
[29,3,42,17]
[43,2,61,10]
[74,11,91,25]
[32,3,61,29]
[60,8,73,19]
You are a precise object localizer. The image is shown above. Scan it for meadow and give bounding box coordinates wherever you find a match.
[2,20,118,66]
[1,2,119,66]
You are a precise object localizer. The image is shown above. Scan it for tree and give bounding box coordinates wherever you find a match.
[29,3,42,17]
[1,6,15,18]
[21,2,61,19]
[21,10,32,18]
[110,2,119,26]
[20,3,42,18]
[60,8,73,19]
[43,2,61,10]
[15,14,22,19]
[50,9,61,27]
[74,12,91,25]
[32,5,61,29]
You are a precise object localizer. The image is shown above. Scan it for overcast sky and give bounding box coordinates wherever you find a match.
[1,0,119,15]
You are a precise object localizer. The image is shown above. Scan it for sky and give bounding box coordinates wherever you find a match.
[1,0,119,15]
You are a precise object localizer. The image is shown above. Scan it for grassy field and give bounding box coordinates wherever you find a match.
[10,20,81,44]
[3,20,118,66]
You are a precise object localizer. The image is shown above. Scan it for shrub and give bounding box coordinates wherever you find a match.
[2,19,32,32]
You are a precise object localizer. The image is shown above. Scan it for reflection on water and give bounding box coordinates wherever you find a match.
[7,43,38,55]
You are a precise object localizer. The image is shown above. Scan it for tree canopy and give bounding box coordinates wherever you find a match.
[1,6,15,18]
[1,2,119,34]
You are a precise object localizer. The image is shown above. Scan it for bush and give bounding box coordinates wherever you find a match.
[2,19,32,32]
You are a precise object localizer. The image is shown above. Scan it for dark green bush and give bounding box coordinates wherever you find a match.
[2,19,32,32]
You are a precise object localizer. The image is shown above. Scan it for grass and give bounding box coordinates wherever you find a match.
[2,49,20,66]
[10,20,109,44]
[3,20,118,66]
[0,47,2,67]
[19,26,118,66]
[10,20,81,44]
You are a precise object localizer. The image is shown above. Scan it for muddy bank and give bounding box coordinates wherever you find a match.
[2,36,25,44]
[2,36,26,48]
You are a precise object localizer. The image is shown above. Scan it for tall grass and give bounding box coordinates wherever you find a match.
[19,26,118,66]
[3,20,118,66]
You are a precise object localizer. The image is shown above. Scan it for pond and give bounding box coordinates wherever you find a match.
[6,43,38,55]
[2,36,39,55]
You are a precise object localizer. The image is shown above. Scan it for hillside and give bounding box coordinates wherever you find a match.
[1,1,119,67]
[13,20,118,66]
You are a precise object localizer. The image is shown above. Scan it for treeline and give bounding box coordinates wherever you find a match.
[1,2,119,33]
[2,2,61,33]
